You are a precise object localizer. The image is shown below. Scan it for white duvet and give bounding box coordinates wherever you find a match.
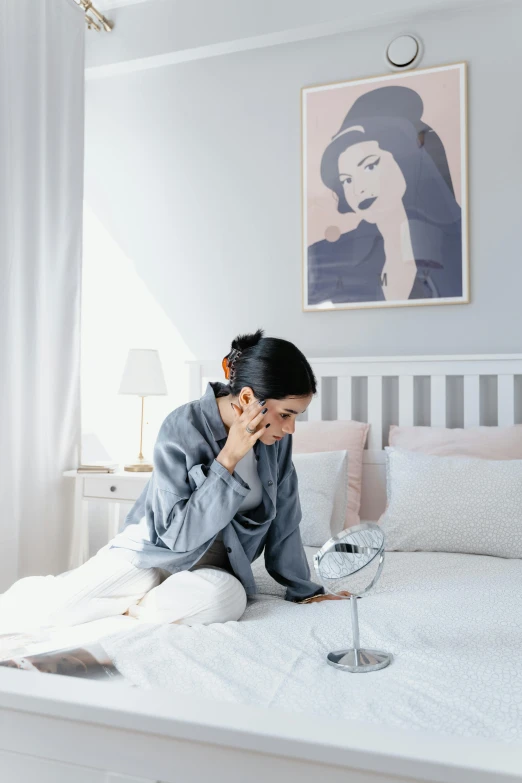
[98,548,522,745]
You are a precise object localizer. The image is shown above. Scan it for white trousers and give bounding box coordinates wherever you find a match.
[0,546,248,633]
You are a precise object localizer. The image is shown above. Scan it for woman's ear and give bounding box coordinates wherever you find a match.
[238,386,256,408]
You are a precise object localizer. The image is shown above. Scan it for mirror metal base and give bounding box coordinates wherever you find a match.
[327,648,392,673]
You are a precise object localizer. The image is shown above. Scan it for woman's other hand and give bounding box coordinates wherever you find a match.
[301,590,351,604]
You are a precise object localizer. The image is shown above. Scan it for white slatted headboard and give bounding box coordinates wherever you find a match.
[187,354,522,521]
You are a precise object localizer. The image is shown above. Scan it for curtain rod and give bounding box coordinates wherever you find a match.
[73,0,114,32]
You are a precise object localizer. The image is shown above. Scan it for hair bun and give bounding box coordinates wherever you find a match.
[230,328,264,353]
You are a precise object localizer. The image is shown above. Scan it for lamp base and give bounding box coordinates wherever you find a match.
[124,460,153,472]
[326,648,392,673]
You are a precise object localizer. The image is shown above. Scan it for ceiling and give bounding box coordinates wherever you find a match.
[86,0,510,78]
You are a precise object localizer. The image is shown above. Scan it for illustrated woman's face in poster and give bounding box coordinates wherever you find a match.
[337,131,407,225]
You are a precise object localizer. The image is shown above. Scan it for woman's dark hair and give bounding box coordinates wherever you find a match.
[320,85,459,225]
[221,329,317,400]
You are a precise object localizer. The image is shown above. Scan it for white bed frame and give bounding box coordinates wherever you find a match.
[1,354,522,783]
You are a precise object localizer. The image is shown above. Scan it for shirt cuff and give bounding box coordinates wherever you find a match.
[289,585,325,603]
[210,459,250,497]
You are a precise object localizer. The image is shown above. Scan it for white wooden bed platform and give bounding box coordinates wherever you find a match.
[2,665,522,783]
[1,353,521,783]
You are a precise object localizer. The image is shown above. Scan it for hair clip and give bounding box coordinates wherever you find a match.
[228,348,242,365]
[222,349,242,381]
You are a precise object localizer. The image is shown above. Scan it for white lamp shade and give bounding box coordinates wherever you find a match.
[118,349,168,396]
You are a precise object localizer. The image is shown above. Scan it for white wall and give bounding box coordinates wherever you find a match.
[85,1,522,366]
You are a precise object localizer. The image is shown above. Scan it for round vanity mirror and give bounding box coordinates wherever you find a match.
[314,523,392,673]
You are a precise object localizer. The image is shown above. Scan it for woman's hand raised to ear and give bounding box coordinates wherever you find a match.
[216,399,269,474]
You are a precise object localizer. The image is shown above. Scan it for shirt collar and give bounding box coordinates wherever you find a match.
[200,381,229,442]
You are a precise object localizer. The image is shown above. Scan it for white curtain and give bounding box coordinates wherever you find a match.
[0,0,85,589]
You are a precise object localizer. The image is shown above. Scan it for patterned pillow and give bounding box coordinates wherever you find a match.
[380,447,522,558]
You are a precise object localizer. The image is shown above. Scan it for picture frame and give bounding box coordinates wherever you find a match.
[302,62,469,311]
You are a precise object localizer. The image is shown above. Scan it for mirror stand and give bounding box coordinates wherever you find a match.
[327,595,392,672]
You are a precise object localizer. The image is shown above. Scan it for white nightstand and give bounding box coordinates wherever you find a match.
[63,469,150,569]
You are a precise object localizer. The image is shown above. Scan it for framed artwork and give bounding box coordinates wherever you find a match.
[302,62,469,311]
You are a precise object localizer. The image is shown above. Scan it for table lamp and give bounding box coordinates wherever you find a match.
[118,349,168,472]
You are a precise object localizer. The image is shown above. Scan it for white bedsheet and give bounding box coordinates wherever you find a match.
[98,548,522,745]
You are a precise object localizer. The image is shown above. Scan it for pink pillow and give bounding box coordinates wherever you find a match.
[293,420,369,528]
[389,424,522,459]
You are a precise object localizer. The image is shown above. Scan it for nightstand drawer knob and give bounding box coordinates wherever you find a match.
[110,486,117,492]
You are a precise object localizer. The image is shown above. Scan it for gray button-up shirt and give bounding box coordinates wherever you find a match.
[109,381,324,602]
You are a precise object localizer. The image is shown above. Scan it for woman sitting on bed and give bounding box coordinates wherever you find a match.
[1,329,346,633]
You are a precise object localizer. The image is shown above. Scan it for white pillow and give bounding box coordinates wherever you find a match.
[293,450,348,547]
[380,447,522,558]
